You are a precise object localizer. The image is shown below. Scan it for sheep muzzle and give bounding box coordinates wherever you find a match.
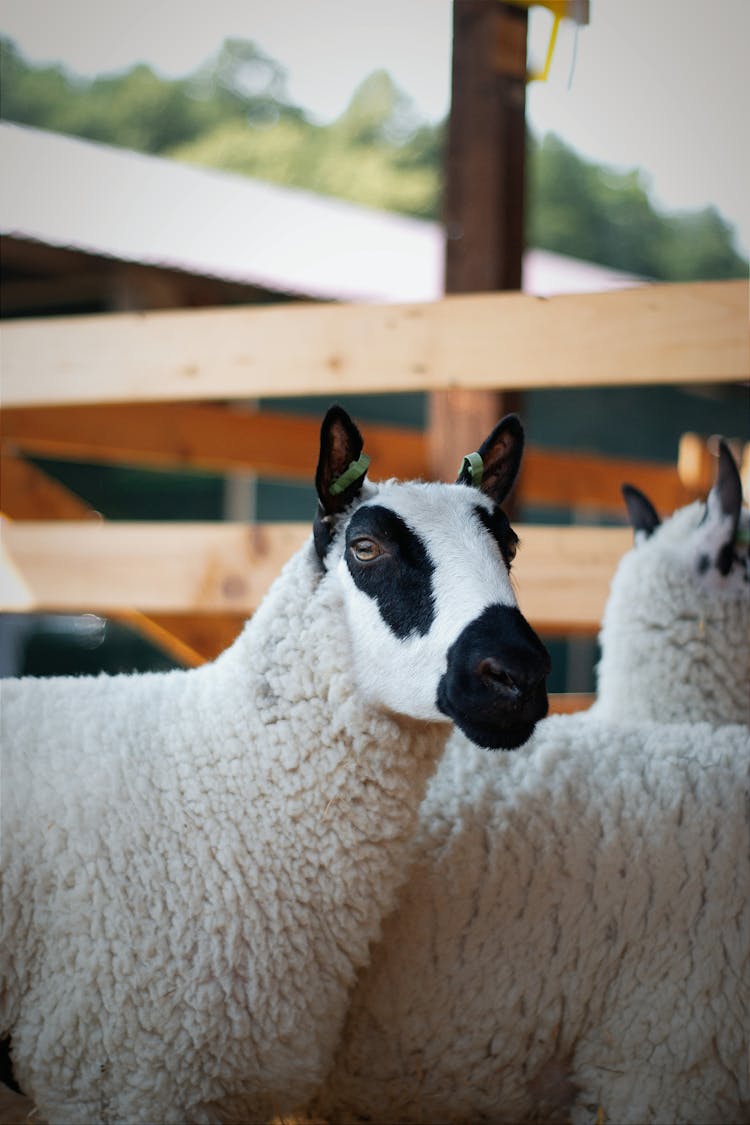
[437,604,550,750]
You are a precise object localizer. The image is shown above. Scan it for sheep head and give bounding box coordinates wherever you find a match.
[310,406,549,750]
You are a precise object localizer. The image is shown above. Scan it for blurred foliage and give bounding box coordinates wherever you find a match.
[0,36,304,151]
[527,133,747,280]
[1,35,746,279]
[168,66,441,216]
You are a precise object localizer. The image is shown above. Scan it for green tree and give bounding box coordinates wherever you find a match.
[331,69,421,147]
[0,38,86,135]
[527,132,747,281]
[1,36,745,279]
[0,36,304,153]
[169,69,442,218]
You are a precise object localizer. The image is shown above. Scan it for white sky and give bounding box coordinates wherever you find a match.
[1,0,748,254]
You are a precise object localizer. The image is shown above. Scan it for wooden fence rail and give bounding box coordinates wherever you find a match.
[0,404,725,513]
[1,279,747,712]
[2,280,747,407]
[0,519,632,632]
[1,510,620,715]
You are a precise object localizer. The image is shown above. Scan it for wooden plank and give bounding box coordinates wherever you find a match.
[548,693,594,714]
[1,407,708,512]
[0,450,100,519]
[144,613,245,663]
[0,520,310,614]
[0,455,242,665]
[512,524,631,632]
[0,520,632,630]
[518,446,699,512]
[1,281,746,408]
[118,613,212,669]
[0,404,427,482]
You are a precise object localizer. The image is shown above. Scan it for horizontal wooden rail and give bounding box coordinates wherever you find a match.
[519,446,702,513]
[0,519,632,631]
[1,281,747,407]
[0,454,247,665]
[0,405,427,483]
[0,405,719,513]
[0,449,99,519]
[548,693,594,714]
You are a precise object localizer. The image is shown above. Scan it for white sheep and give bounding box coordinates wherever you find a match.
[592,439,750,725]
[314,440,750,1125]
[0,406,551,1125]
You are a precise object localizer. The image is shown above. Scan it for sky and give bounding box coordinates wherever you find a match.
[1,0,748,254]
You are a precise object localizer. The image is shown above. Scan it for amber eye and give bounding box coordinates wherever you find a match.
[351,538,382,562]
[506,539,517,563]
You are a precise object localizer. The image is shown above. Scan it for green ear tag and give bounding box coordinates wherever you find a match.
[329,453,371,496]
[459,451,484,488]
[736,525,750,547]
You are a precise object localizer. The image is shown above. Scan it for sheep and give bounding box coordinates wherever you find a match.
[591,438,750,726]
[0,405,550,1125]
[312,439,750,1125]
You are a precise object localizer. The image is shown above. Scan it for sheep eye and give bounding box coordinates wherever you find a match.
[351,538,382,562]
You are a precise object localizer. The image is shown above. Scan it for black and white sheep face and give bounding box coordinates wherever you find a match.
[313,407,550,750]
[623,439,750,597]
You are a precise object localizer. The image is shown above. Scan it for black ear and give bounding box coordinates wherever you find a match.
[456,414,524,506]
[621,484,661,539]
[708,439,742,576]
[713,439,742,526]
[620,481,661,537]
[315,405,368,517]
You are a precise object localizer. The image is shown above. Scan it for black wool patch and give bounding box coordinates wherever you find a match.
[716,540,736,577]
[345,505,436,639]
[475,504,519,568]
[0,1035,22,1095]
[313,504,336,566]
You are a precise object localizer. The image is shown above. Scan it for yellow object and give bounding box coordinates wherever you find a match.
[504,0,586,18]
[503,0,588,83]
[531,11,561,81]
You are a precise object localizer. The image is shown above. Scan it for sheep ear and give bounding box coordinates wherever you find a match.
[703,439,742,576]
[456,414,524,506]
[315,405,368,517]
[622,484,661,540]
[710,439,742,526]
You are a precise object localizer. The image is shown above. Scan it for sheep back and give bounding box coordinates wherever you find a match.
[317,713,750,1124]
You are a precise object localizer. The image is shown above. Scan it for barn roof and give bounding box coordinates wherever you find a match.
[0,122,643,302]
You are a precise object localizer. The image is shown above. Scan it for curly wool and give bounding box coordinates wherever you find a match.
[591,501,750,726]
[0,542,448,1125]
[314,487,750,1125]
[315,714,750,1125]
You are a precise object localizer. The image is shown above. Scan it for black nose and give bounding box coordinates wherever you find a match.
[437,605,550,750]
[477,658,522,701]
[477,655,547,705]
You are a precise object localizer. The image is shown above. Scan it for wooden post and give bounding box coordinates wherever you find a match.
[430,0,528,485]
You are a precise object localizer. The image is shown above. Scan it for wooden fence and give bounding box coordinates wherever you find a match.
[1,278,748,705]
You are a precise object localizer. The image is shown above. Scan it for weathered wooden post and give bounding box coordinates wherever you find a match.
[429,0,528,486]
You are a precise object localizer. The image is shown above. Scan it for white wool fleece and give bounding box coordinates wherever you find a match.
[0,541,449,1125]
[315,713,750,1125]
[591,501,750,726]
